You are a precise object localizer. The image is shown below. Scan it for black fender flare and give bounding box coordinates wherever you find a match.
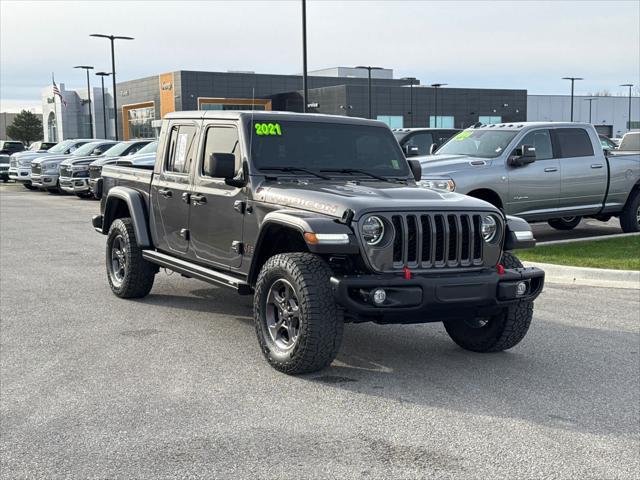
[102,186,152,248]
[247,210,358,284]
[503,215,536,251]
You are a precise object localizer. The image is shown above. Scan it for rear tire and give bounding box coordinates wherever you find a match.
[548,216,581,230]
[620,190,640,233]
[254,253,344,374]
[444,252,534,352]
[106,218,156,298]
[23,183,35,190]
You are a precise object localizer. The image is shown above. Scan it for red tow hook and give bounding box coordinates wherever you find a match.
[403,266,412,280]
[496,263,505,275]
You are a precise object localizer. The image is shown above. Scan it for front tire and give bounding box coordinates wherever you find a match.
[106,218,156,298]
[620,190,640,233]
[254,253,344,374]
[443,252,534,352]
[548,216,581,230]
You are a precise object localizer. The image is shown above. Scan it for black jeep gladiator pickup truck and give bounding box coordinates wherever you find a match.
[93,111,544,374]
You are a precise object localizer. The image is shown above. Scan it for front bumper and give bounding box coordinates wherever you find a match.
[30,173,44,188]
[41,173,59,189]
[331,266,544,323]
[60,176,90,193]
[8,167,30,182]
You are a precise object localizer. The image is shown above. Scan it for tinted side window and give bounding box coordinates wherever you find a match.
[404,133,434,155]
[166,125,196,173]
[202,126,241,176]
[520,129,553,160]
[556,128,594,158]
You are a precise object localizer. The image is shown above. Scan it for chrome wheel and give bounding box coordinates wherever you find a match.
[265,279,301,351]
[636,205,640,227]
[109,235,126,285]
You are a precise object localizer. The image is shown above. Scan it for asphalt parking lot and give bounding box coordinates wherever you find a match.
[1,182,638,479]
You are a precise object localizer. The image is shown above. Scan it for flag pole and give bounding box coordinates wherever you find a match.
[52,73,59,142]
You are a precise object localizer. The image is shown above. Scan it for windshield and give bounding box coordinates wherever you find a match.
[436,130,518,158]
[46,140,77,154]
[135,140,158,155]
[249,120,410,178]
[102,142,138,157]
[72,141,109,156]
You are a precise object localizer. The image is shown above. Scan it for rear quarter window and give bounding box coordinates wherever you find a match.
[555,128,594,158]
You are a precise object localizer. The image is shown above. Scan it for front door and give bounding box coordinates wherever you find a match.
[507,128,561,218]
[554,127,607,213]
[188,123,245,268]
[150,122,198,255]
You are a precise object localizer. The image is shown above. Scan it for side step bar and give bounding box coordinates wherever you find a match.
[142,250,252,295]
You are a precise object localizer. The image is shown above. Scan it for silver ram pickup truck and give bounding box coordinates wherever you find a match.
[418,122,640,232]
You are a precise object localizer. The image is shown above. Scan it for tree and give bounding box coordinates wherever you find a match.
[6,110,43,145]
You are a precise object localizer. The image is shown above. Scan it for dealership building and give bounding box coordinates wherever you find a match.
[41,67,637,141]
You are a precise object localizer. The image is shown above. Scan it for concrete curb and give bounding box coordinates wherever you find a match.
[523,261,640,290]
[537,232,640,246]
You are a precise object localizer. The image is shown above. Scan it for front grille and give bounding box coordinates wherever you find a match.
[389,213,484,269]
[59,165,71,177]
[72,170,88,178]
[89,165,102,180]
[31,164,41,175]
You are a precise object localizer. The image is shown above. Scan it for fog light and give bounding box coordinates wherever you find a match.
[516,282,527,296]
[372,288,387,305]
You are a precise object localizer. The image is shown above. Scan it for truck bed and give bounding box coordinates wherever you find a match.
[101,164,153,209]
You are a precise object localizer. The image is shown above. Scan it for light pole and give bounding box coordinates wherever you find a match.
[355,66,383,119]
[584,98,597,123]
[401,77,417,127]
[90,34,134,140]
[301,0,308,113]
[95,72,111,138]
[620,83,634,131]
[430,83,447,127]
[74,65,94,138]
[562,76,583,122]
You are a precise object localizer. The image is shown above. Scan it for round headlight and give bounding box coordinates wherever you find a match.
[362,216,385,245]
[481,215,498,243]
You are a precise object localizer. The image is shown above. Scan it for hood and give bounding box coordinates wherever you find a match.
[417,154,495,176]
[60,155,99,166]
[32,154,69,166]
[129,152,156,165]
[253,178,498,219]
[89,155,125,167]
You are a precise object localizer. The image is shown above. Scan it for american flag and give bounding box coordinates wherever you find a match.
[52,75,67,107]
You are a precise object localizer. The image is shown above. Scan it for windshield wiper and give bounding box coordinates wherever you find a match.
[320,168,390,182]
[260,166,331,180]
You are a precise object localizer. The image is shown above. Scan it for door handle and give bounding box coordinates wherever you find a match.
[158,188,172,198]
[191,194,207,205]
[590,164,603,169]
[544,167,558,173]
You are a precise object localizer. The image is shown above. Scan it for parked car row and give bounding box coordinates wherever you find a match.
[7,138,157,199]
[415,124,640,233]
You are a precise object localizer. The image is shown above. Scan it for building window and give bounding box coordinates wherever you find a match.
[479,115,502,125]
[127,106,155,139]
[429,116,454,128]
[201,103,266,111]
[47,112,57,142]
[377,115,403,128]
[628,121,640,130]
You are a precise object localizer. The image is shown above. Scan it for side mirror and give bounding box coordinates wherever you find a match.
[508,144,536,167]
[403,145,420,157]
[407,159,422,181]
[203,152,236,179]
[429,143,438,155]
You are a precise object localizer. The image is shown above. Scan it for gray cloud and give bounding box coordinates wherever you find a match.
[1,0,638,112]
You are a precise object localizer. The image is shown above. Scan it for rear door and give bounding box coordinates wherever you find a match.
[554,127,606,213]
[150,121,198,255]
[187,122,245,268]
[402,132,435,155]
[507,128,561,217]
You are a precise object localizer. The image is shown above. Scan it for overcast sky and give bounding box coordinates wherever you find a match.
[1,0,639,113]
